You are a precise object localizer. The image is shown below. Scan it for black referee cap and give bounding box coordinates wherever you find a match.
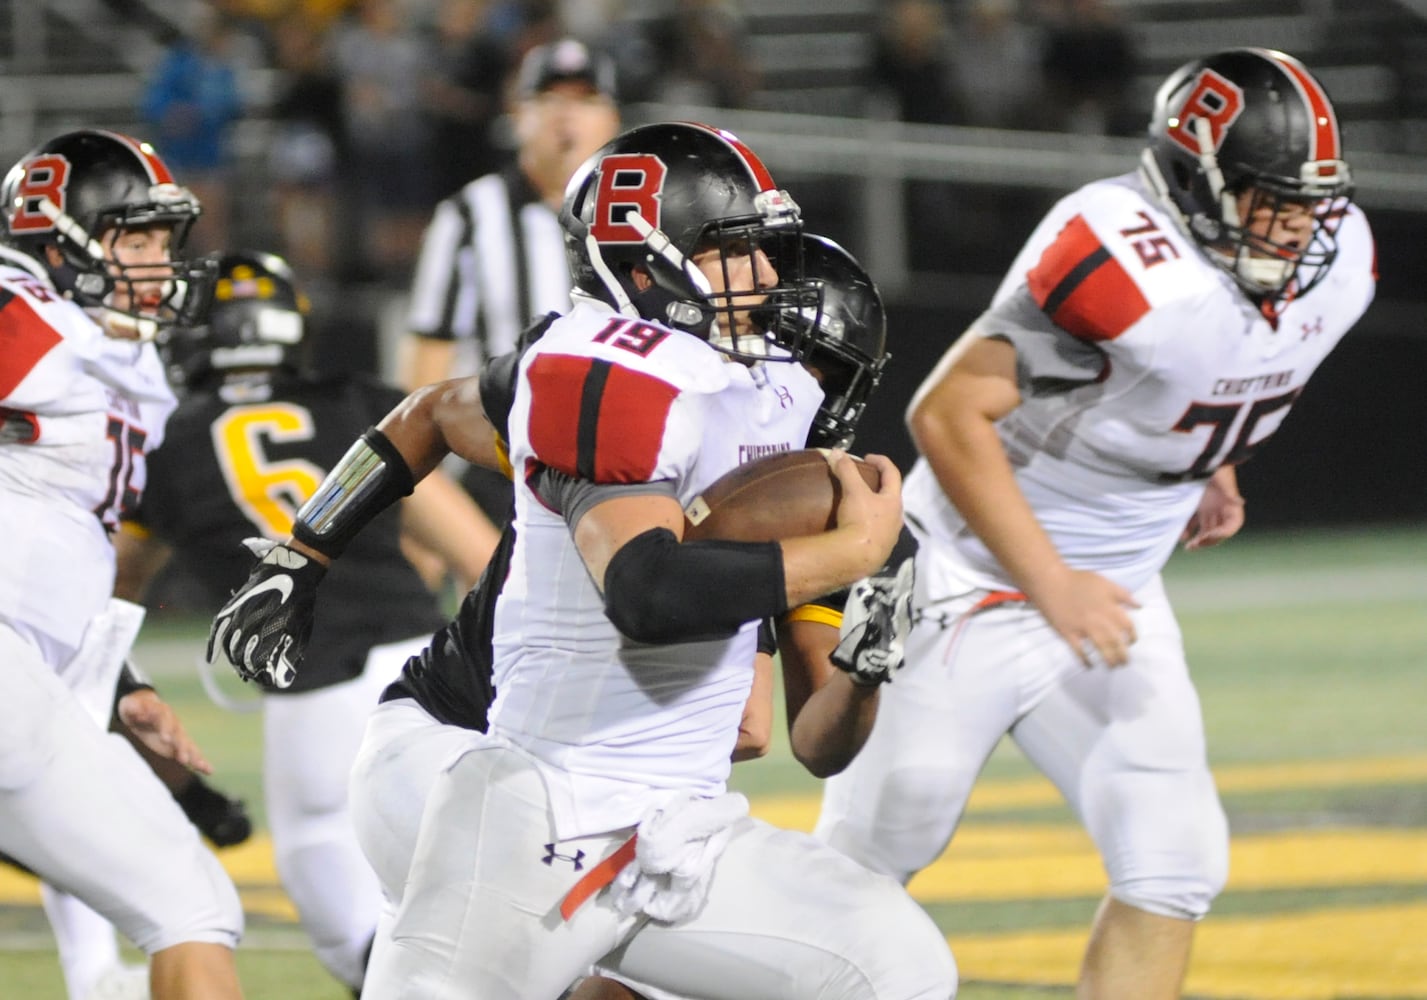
[515,38,618,101]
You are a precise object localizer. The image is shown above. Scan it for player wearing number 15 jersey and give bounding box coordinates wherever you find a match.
[816,48,1376,999]
[0,128,245,999]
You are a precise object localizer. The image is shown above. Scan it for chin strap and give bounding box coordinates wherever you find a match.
[1191,117,1237,232]
[88,307,160,342]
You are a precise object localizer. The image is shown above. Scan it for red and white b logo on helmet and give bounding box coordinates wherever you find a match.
[9,154,70,234]
[1169,69,1244,155]
[589,154,667,243]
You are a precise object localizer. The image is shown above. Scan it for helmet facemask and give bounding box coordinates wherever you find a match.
[1179,116,1352,303]
[759,234,889,448]
[688,212,817,363]
[75,215,215,342]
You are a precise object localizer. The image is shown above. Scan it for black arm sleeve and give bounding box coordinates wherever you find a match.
[602,528,788,645]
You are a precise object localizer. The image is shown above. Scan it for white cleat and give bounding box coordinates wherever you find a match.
[84,963,150,1000]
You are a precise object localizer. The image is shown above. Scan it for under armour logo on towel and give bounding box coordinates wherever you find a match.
[542,844,586,870]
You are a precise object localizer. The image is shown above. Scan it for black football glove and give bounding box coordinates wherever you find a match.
[207,538,325,691]
[830,556,915,687]
[176,776,253,848]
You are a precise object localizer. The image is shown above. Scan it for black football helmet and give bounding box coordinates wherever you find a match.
[765,235,888,449]
[560,121,813,361]
[1141,48,1353,304]
[159,250,310,387]
[1,128,213,338]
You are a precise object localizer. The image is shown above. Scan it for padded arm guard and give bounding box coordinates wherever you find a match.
[293,427,415,559]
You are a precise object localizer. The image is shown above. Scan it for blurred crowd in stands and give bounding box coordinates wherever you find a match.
[119,0,1142,293]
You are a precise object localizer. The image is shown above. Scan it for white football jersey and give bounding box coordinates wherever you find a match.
[904,170,1376,592]
[491,299,822,839]
[0,259,176,659]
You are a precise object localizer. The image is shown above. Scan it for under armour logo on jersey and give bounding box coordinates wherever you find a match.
[773,386,793,409]
[1301,316,1324,340]
[542,844,586,870]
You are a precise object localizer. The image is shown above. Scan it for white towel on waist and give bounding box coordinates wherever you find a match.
[609,791,749,923]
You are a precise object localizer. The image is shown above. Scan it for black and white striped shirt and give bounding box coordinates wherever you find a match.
[406,163,572,378]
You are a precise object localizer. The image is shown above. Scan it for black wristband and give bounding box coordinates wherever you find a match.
[115,660,156,699]
[293,427,415,559]
[756,618,778,656]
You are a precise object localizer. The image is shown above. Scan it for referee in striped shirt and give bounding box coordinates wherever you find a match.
[399,38,621,522]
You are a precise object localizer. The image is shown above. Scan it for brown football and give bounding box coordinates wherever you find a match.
[683,449,881,543]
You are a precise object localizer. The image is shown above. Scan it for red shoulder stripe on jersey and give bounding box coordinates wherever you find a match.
[526,354,679,483]
[0,290,62,398]
[1026,215,1150,341]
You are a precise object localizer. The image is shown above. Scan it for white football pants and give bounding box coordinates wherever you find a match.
[0,622,243,955]
[351,700,958,999]
[262,634,426,989]
[816,551,1229,921]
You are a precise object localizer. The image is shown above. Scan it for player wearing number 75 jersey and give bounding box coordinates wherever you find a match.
[815,48,1376,1000]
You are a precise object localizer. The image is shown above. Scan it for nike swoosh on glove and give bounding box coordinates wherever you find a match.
[207,538,326,690]
[830,556,916,686]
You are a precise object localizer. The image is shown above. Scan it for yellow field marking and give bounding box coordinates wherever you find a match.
[0,865,40,905]
[954,902,1427,998]
[906,826,1427,901]
[4,752,1425,1000]
[4,750,1423,911]
[749,752,1427,828]
[11,826,1416,911]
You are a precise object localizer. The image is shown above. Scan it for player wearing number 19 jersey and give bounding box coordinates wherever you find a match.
[816,48,1376,999]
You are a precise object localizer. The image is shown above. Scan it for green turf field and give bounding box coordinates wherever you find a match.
[3,524,1424,999]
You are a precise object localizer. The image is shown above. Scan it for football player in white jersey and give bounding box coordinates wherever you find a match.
[209,122,956,999]
[0,129,245,999]
[815,47,1376,1000]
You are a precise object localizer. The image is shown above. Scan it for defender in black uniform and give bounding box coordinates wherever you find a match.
[116,251,496,994]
